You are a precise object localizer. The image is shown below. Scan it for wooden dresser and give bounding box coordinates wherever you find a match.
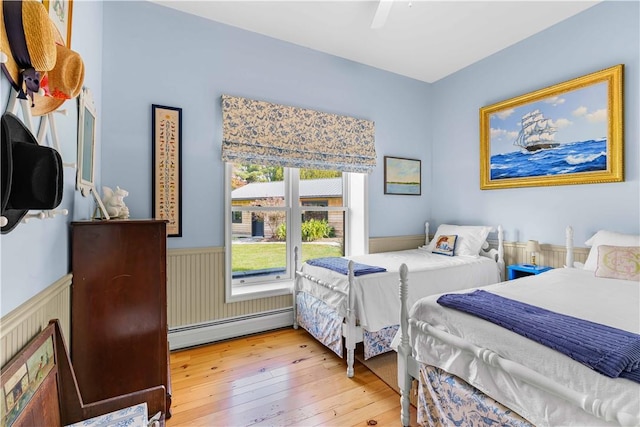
[70,220,171,416]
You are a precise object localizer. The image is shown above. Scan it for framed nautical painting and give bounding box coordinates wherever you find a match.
[480,64,623,190]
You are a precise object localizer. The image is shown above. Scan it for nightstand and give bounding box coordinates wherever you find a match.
[507,264,553,280]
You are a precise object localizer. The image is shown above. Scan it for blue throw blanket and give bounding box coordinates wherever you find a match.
[306,257,387,276]
[437,290,640,384]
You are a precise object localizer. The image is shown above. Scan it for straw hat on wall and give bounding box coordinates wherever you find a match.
[31,29,85,116]
[0,0,57,105]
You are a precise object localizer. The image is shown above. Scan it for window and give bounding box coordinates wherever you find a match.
[301,200,328,222]
[225,163,367,302]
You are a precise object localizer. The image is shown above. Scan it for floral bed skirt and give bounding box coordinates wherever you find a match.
[296,291,344,357]
[363,325,398,360]
[296,292,400,360]
[418,364,533,427]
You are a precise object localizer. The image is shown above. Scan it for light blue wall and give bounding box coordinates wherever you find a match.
[429,1,640,246]
[99,1,432,250]
[0,1,103,315]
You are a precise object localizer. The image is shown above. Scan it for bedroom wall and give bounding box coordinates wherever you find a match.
[99,1,432,250]
[428,1,639,247]
[97,1,432,337]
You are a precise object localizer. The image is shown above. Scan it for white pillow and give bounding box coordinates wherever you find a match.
[583,230,640,271]
[427,224,493,257]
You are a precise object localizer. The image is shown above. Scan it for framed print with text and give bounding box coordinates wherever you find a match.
[152,104,182,237]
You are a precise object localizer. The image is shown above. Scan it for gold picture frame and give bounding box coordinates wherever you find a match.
[43,0,73,48]
[152,104,182,237]
[480,64,623,190]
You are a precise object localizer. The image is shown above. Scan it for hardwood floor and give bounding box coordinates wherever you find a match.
[167,328,417,427]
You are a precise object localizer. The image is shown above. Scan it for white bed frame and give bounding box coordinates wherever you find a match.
[397,226,638,427]
[293,221,505,378]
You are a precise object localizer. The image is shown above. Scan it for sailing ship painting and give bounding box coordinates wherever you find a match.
[486,80,610,182]
[513,109,560,152]
[480,65,623,189]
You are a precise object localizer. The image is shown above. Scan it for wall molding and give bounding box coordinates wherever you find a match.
[168,308,293,350]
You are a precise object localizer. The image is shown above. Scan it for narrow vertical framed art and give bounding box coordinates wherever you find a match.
[152,104,182,237]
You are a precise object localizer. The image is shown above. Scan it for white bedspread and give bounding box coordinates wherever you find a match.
[409,268,640,426]
[299,248,500,332]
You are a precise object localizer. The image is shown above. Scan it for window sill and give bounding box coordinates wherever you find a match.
[227,279,293,303]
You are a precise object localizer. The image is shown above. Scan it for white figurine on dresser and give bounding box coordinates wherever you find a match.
[101,186,130,219]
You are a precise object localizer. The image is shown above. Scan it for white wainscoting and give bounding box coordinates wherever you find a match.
[369,234,425,254]
[166,247,292,330]
[502,240,589,269]
[0,274,72,367]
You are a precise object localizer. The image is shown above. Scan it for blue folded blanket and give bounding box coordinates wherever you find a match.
[306,257,387,276]
[437,290,640,384]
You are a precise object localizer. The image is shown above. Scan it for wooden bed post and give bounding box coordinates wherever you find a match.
[293,246,299,329]
[565,226,574,268]
[345,260,356,378]
[398,263,412,427]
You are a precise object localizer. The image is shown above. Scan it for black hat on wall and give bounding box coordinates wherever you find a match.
[1,112,63,234]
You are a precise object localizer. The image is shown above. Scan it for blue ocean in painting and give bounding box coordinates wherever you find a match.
[491,139,607,180]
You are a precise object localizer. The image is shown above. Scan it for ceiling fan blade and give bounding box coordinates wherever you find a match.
[371,0,394,29]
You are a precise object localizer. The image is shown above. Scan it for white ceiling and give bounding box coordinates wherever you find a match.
[152,1,600,83]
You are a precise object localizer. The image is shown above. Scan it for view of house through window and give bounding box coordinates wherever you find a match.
[229,164,346,292]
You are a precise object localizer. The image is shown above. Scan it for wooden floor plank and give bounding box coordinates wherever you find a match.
[167,328,418,427]
[170,331,330,391]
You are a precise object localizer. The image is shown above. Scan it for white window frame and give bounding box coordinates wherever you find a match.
[224,164,368,303]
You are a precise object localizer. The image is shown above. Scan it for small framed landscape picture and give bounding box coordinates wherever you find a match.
[384,156,421,195]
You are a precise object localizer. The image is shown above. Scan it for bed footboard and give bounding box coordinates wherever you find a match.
[293,246,361,378]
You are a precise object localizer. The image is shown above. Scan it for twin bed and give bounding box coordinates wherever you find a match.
[397,227,640,427]
[293,222,505,377]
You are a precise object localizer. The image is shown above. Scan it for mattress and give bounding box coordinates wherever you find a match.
[299,248,500,332]
[408,267,640,426]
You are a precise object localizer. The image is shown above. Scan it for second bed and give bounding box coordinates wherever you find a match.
[294,222,505,377]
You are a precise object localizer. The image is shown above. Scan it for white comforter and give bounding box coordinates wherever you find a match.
[409,268,640,427]
[299,248,500,331]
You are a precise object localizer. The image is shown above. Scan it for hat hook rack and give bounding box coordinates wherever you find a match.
[5,87,35,131]
[36,110,77,169]
[3,87,70,225]
[21,208,69,223]
[6,87,75,168]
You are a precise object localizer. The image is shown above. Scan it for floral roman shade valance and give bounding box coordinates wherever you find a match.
[221,95,376,173]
